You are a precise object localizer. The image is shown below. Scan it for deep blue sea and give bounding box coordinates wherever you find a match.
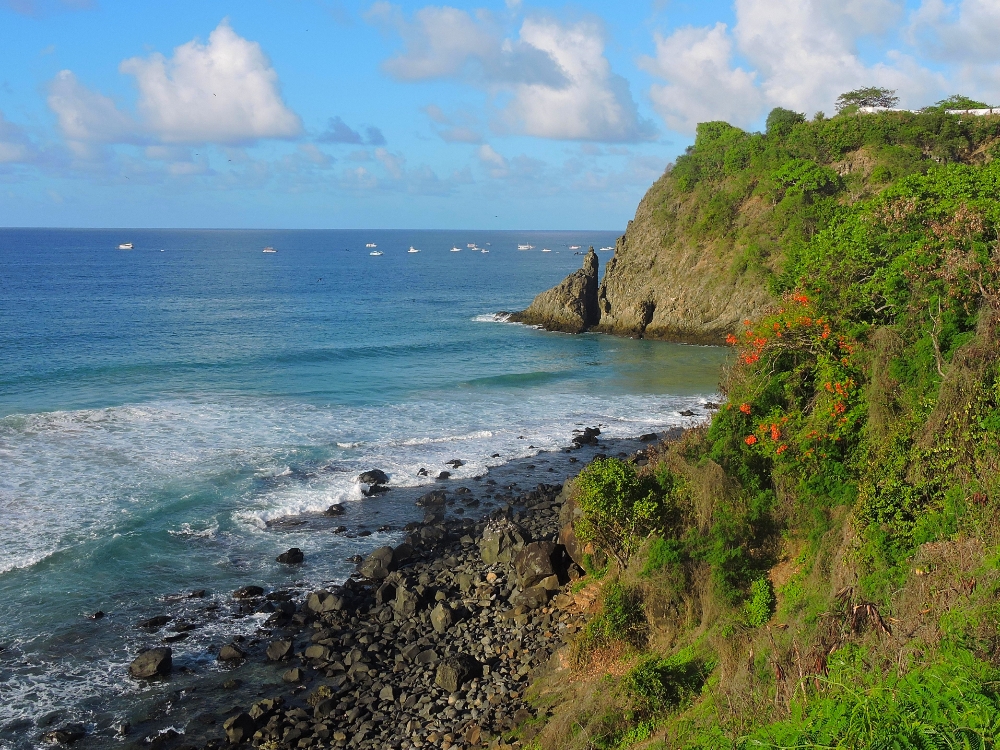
[0,228,727,747]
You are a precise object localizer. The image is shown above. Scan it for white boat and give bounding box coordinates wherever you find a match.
[262,246,276,253]
[481,249,489,253]
[117,243,133,250]
[408,247,420,253]
[467,243,477,248]
[569,245,581,250]
[366,243,377,248]
[517,244,534,250]
[451,247,461,252]
[370,250,383,256]
[599,246,613,251]
[541,248,551,252]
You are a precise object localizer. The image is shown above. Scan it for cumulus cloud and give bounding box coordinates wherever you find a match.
[371,4,654,142]
[318,116,386,145]
[422,105,483,143]
[477,144,508,177]
[643,0,949,133]
[909,0,1000,63]
[641,23,763,133]
[47,20,301,147]
[119,21,300,144]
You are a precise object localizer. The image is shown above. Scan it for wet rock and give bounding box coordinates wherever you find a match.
[435,654,480,692]
[358,546,395,579]
[679,409,695,417]
[222,713,256,744]
[282,667,304,683]
[572,426,601,447]
[509,248,600,333]
[275,547,304,564]
[415,490,447,507]
[323,503,345,516]
[446,459,464,468]
[129,647,172,679]
[40,724,86,745]
[266,639,293,661]
[90,611,104,620]
[639,432,658,442]
[436,471,451,481]
[232,586,264,599]
[218,643,246,662]
[138,615,171,630]
[417,468,429,477]
[358,469,389,486]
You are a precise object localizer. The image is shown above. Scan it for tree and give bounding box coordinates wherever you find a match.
[765,107,805,137]
[924,94,992,112]
[836,87,899,112]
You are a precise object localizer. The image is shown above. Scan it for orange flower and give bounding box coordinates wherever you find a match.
[739,403,752,414]
[726,333,738,345]
[745,435,758,445]
[770,424,781,441]
[776,444,788,455]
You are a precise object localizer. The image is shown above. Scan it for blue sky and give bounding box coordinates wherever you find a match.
[1,0,998,229]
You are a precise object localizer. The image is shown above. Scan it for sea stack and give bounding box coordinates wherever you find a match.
[509,246,600,333]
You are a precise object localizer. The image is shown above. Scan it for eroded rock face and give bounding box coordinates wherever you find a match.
[509,248,600,333]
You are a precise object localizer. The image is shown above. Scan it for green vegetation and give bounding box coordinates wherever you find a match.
[526,100,1000,749]
[835,86,899,112]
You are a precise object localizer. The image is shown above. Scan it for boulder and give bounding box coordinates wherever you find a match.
[430,602,453,634]
[40,724,86,745]
[358,469,389,486]
[275,547,304,564]
[137,615,171,630]
[232,585,264,599]
[129,647,172,679]
[509,248,600,333]
[436,471,451,481]
[307,590,345,613]
[479,519,530,565]
[358,546,395,579]
[415,490,447,507]
[513,542,569,588]
[217,643,246,662]
[222,713,256,744]
[572,426,601,447]
[510,584,552,610]
[282,667,304,683]
[265,639,293,661]
[393,584,427,618]
[323,503,345,516]
[435,654,480,693]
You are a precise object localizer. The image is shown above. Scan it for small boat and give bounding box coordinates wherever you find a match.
[451,247,461,252]
[541,248,551,252]
[370,250,383,256]
[408,247,420,253]
[517,244,534,250]
[467,243,477,248]
[569,245,581,250]
[117,243,133,250]
[600,246,613,251]
[481,249,489,253]
[262,246,276,253]
[366,243,377,248]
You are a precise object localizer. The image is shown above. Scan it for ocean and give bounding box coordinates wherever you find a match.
[0,228,727,747]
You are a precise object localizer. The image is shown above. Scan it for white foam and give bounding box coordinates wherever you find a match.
[472,313,512,323]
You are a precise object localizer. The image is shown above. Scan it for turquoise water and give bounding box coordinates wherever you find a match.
[0,229,727,746]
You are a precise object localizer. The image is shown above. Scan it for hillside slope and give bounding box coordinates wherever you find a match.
[519,110,1000,343]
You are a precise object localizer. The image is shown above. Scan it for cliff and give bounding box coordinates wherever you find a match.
[508,247,600,333]
[512,110,1000,344]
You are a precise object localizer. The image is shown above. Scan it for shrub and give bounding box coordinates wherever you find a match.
[624,649,707,712]
[743,576,775,627]
[766,107,805,137]
[641,536,685,577]
[578,579,646,653]
[574,458,675,568]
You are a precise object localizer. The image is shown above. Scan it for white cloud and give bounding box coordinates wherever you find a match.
[47,70,137,144]
[374,147,404,179]
[371,5,654,142]
[477,144,508,177]
[642,0,948,133]
[502,18,655,142]
[909,0,1000,63]
[640,23,763,133]
[119,20,301,144]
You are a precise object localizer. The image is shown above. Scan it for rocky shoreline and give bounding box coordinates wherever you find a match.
[35,427,693,750]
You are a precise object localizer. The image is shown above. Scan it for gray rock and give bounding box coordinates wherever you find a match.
[479,519,530,565]
[358,546,395,579]
[307,590,344,613]
[232,585,264,599]
[222,713,256,744]
[324,503,345,516]
[137,615,171,629]
[358,469,389,486]
[435,654,480,692]
[415,490,447,507]
[266,639,293,661]
[430,602,453,634]
[378,685,395,701]
[509,247,600,333]
[40,724,86,745]
[129,647,172,679]
[512,541,567,588]
[217,643,246,662]
[282,667,304,683]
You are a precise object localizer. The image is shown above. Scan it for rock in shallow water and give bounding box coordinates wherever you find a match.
[129,647,172,679]
[275,547,304,564]
[358,469,389,485]
[40,724,86,745]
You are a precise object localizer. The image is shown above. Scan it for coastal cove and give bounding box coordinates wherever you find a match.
[0,229,728,750]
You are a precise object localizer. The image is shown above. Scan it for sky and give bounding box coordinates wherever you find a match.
[1,0,999,229]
